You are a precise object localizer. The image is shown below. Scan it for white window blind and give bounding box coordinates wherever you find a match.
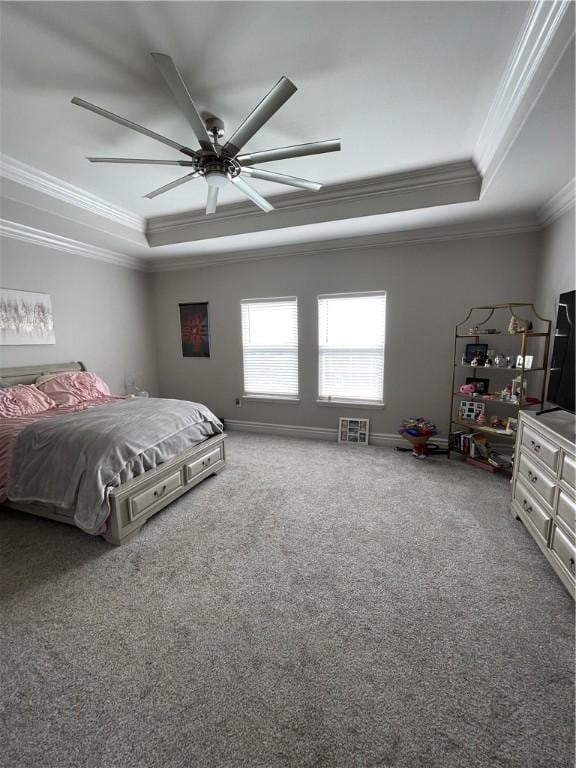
[241,297,299,398]
[318,292,386,404]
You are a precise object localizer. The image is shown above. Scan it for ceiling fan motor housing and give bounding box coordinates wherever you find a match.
[200,154,241,186]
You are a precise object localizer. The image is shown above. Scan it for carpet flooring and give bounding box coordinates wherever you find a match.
[0,433,574,768]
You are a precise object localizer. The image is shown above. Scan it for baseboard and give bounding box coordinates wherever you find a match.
[224,419,337,442]
[223,419,449,448]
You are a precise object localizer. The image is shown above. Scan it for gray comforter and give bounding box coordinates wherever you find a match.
[8,398,222,534]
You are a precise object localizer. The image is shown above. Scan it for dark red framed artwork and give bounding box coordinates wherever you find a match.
[179,302,210,358]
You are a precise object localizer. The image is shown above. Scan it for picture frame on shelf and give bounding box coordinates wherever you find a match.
[465,376,490,394]
[524,355,534,369]
[464,343,488,363]
[516,355,524,368]
[459,400,485,422]
[506,417,518,434]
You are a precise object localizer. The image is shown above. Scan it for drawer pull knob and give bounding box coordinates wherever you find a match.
[202,457,211,467]
[530,440,541,453]
[523,500,532,514]
[570,558,575,576]
[153,484,167,498]
[527,470,538,484]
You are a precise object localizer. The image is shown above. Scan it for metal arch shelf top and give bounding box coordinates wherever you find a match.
[455,302,551,333]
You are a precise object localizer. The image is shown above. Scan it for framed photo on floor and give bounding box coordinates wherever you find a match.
[179,302,210,358]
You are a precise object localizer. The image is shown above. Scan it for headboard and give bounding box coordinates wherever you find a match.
[0,361,86,386]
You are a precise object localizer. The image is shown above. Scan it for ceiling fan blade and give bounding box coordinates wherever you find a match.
[241,167,322,192]
[222,76,297,158]
[231,175,274,212]
[71,97,197,157]
[237,139,341,166]
[151,53,213,152]
[87,157,196,166]
[206,185,219,215]
[143,172,199,199]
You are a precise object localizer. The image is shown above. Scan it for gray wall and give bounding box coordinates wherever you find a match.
[534,206,576,402]
[535,207,575,322]
[152,231,540,436]
[0,237,158,396]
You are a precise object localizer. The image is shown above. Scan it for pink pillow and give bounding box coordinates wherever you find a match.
[36,371,111,406]
[0,385,56,418]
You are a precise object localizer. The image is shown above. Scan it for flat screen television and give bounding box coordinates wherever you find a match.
[547,289,575,413]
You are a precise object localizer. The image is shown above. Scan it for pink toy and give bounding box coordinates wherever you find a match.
[459,383,476,395]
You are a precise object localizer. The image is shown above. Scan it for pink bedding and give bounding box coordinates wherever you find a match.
[0,396,124,503]
[0,385,56,417]
[35,371,111,406]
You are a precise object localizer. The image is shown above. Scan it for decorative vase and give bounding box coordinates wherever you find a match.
[400,432,432,458]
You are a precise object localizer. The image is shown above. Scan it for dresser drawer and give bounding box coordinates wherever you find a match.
[513,478,552,543]
[550,524,576,582]
[520,424,559,472]
[518,454,556,507]
[185,445,223,483]
[128,470,183,521]
[561,454,576,490]
[557,490,576,533]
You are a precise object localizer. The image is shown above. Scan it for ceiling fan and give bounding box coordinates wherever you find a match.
[71,53,341,215]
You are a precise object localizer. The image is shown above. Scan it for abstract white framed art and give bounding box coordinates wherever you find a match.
[0,288,55,345]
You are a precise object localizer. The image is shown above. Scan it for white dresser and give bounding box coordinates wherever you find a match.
[511,410,576,598]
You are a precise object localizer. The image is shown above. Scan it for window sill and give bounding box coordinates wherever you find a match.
[316,400,385,409]
[242,395,301,404]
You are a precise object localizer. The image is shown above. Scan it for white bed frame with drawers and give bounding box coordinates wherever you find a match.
[0,362,226,545]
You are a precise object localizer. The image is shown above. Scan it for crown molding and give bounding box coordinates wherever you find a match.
[146,160,481,247]
[538,179,576,226]
[475,0,574,193]
[0,210,542,275]
[147,215,540,273]
[0,219,146,271]
[0,154,145,233]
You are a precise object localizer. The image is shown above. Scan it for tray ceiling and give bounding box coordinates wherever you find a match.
[0,0,573,264]
[1,1,528,217]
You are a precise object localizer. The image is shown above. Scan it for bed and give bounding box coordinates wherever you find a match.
[0,362,226,545]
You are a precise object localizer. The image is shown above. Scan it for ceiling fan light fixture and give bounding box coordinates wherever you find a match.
[205,170,229,189]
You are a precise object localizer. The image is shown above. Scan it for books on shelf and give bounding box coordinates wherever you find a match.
[450,431,513,472]
[450,431,489,458]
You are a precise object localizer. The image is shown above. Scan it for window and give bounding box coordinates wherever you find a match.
[241,297,299,399]
[318,292,386,404]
